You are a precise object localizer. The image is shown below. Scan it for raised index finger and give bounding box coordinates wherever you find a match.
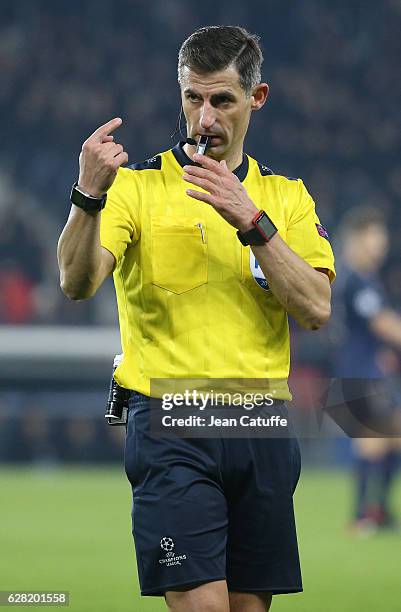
[92,117,123,140]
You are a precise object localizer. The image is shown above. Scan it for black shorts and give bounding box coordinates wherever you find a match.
[124,392,302,596]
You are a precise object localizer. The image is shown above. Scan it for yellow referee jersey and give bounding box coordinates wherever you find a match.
[100,142,335,399]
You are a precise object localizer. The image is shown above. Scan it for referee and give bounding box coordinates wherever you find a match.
[58,26,335,612]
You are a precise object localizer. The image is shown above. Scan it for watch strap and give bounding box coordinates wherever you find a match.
[70,182,107,211]
[237,210,277,246]
[237,227,266,246]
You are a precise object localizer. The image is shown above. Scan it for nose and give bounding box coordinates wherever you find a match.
[200,101,216,131]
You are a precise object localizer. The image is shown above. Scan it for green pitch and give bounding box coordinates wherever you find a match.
[0,467,399,611]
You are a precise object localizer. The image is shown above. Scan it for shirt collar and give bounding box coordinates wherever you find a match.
[172,141,249,183]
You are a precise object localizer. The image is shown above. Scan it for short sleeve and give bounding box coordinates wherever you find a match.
[286,179,336,283]
[100,167,141,267]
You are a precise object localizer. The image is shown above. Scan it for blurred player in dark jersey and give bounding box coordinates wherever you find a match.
[332,207,401,532]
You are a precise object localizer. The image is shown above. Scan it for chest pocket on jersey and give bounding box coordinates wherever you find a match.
[151,216,208,294]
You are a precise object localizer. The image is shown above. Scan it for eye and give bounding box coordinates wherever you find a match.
[214,96,233,107]
[186,92,200,102]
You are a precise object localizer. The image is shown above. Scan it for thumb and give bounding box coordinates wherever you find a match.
[220,159,228,170]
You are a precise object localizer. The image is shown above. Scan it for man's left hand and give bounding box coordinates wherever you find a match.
[183,153,258,232]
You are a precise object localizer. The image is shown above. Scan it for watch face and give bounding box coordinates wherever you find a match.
[257,214,276,240]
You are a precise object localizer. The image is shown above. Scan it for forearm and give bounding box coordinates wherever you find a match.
[57,206,103,299]
[252,234,331,329]
[370,310,401,348]
[180,151,332,328]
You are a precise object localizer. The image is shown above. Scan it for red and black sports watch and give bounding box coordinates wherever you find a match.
[237,210,278,246]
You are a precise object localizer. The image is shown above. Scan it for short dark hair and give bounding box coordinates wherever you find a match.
[178,26,263,95]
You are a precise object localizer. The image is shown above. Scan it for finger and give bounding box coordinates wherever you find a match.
[100,141,123,154]
[183,165,221,183]
[183,166,216,180]
[186,188,216,206]
[183,165,231,192]
[113,144,124,157]
[192,153,227,175]
[92,117,123,140]
[183,173,216,193]
[113,150,129,168]
[101,135,114,143]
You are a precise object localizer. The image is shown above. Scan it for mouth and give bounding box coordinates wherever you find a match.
[198,134,222,146]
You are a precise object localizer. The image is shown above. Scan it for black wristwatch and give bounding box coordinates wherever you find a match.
[70,182,107,212]
[237,210,278,246]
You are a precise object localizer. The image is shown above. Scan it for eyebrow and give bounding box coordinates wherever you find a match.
[184,88,237,103]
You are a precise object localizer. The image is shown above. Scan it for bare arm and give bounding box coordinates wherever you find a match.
[57,117,128,300]
[370,310,401,347]
[252,237,331,329]
[57,208,115,299]
[183,153,331,330]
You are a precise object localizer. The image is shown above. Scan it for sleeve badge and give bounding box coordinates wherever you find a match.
[316,223,330,240]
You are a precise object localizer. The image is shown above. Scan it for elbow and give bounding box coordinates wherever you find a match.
[59,275,96,301]
[308,302,331,331]
[60,282,87,301]
[296,301,331,331]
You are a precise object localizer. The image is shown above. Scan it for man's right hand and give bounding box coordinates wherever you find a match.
[77,117,128,198]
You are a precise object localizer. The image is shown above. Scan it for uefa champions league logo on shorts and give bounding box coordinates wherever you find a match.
[160,537,174,552]
[159,537,187,566]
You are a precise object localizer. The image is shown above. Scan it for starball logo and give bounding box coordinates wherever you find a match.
[158,537,187,567]
[160,537,174,552]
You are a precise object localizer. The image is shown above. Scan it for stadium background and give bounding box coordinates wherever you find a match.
[1,1,400,610]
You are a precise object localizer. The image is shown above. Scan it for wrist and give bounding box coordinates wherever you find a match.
[237,210,278,246]
[77,182,106,199]
[70,182,107,212]
[237,209,258,233]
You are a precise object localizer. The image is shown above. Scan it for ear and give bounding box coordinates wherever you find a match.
[250,83,269,111]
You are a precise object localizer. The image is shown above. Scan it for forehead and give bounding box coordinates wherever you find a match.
[180,65,243,95]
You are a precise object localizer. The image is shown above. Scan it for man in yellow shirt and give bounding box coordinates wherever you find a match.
[58,26,334,612]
